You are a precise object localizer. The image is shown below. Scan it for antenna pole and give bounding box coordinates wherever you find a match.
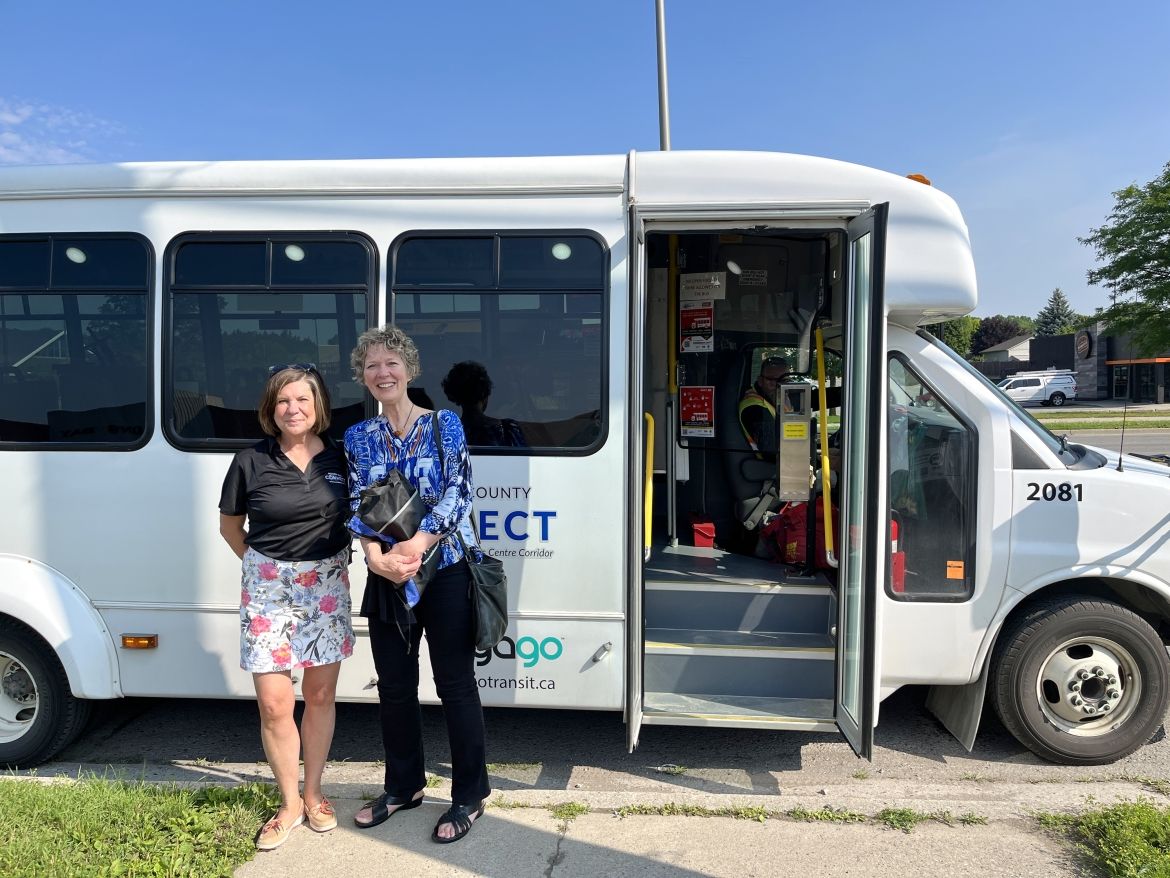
[1117,388,1129,472]
[655,0,671,150]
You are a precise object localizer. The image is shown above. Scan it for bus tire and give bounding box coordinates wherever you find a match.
[991,596,1170,765]
[1049,392,1066,407]
[0,618,91,768]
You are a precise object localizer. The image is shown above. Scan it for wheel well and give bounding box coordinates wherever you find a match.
[1005,578,1170,644]
[0,613,60,660]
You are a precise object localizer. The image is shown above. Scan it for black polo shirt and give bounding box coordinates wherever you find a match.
[219,437,351,561]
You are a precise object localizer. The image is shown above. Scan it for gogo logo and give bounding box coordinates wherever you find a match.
[476,635,564,669]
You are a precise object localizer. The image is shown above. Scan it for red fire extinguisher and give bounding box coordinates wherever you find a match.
[890,516,906,593]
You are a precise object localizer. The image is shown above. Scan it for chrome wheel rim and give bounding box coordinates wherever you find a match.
[1036,636,1141,737]
[0,651,38,744]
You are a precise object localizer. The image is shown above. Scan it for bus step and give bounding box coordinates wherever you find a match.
[644,582,834,637]
[645,640,833,703]
[645,628,832,651]
[642,692,836,732]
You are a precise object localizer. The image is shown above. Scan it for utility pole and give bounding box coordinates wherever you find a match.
[655,0,671,150]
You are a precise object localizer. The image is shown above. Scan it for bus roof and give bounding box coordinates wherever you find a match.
[0,150,977,323]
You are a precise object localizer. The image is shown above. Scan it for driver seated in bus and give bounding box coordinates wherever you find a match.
[738,356,790,457]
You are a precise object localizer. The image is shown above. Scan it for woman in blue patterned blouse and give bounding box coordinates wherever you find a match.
[344,325,490,843]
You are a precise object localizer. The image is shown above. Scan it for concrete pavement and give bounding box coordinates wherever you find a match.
[232,780,1133,877]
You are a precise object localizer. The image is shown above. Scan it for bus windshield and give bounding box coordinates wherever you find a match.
[919,330,1082,465]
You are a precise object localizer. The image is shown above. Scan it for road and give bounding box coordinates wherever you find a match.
[1054,428,1169,457]
[29,687,1170,803]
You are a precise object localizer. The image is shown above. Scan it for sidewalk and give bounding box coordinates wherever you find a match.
[233,782,1120,877]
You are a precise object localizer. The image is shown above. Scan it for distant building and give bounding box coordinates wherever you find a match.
[979,333,1033,362]
[1076,324,1169,403]
[970,325,1169,402]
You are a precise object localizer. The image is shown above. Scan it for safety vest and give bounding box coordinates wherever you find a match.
[737,390,775,451]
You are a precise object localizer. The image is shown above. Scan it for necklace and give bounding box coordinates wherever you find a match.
[390,402,415,438]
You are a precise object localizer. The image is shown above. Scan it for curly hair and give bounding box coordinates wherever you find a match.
[441,361,493,408]
[257,366,332,437]
[350,325,421,383]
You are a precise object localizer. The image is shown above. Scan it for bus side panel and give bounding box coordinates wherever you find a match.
[0,555,121,699]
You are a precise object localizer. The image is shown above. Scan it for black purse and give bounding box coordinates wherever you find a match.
[356,415,442,595]
[434,417,509,650]
[457,528,508,651]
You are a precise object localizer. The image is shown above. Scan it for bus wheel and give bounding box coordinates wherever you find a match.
[992,597,1170,765]
[1049,392,1066,407]
[0,619,90,768]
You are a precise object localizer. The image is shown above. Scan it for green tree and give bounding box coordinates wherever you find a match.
[1033,288,1080,336]
[1081,161,1170,355]
[1005,315,1036,333]
[970,315,1026,356]
[929,315,979,357]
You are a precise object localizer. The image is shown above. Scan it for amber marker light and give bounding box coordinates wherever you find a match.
[121,634,158,649]
[906,173,932,186]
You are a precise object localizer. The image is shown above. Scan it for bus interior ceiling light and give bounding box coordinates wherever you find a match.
[284,244,306,262]
[726,260,742,276]
[551,242,572,260]
[64,246,87,264]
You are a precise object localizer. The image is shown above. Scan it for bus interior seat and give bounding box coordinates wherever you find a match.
[47,402,145,442]
[716,347,777,531]
[53,364,146,412]
[1,377,59,426]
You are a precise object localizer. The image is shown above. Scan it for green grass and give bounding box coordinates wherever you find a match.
[787,806,867,824]
[1038,800,1170,878]
[0,778,279,878]
[548,801,591,828]
[874,807,959,833]
[613,802,770,822]
[1033,414,1170,431]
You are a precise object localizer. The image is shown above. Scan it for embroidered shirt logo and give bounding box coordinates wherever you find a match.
[325,472,345,484]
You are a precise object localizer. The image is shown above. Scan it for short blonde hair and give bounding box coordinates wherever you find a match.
[350,325,421,383]
[257,367,332,437]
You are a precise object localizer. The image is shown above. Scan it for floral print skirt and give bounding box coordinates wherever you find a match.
[239,546,355,672]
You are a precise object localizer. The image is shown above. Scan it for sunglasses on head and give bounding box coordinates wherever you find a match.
[268,362,318,375]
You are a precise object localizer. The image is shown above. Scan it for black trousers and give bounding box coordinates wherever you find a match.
[366,561,490,805]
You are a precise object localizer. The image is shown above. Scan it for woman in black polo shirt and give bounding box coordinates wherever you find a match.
[219,364,354,851]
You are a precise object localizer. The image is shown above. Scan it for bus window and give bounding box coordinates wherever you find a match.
[392,233,606,453]
[165,234,374,446]
[887,356,976,600]
[0,235,151,447]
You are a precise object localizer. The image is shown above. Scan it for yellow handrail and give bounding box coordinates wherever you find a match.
[815,328,837,567]
[643,412,655,561]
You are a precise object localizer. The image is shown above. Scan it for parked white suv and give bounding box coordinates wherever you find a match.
[997,370,1078,407]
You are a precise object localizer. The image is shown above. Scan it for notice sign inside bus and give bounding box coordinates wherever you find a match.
[680,299,714,352]
[680,386,715,438]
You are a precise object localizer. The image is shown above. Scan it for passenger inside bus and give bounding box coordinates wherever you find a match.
[440,361,526,447]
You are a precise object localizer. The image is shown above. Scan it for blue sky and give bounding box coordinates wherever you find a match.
[2,1,1167,319]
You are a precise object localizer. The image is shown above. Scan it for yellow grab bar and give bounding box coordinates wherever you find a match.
[815,328,837,568]
[644,412,655,561]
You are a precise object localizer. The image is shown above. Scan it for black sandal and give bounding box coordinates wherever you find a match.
[431,801,485,844]
[353,791,424,829]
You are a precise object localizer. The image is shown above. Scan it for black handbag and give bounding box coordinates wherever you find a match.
[356,414,442,595]
[433,417,509,649]
[456,529,508,651]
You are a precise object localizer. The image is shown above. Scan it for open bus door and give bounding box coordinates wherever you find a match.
[835,204,888,759]
[625,209,647,752]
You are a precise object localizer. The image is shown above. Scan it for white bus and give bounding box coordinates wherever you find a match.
[2,152,1168,769]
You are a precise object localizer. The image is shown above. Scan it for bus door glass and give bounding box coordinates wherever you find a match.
[837,203,888,759]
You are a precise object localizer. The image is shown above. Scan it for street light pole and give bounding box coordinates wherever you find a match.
[655,0,671,150]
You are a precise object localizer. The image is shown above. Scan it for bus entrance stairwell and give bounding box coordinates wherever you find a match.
[636,226,842,736]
